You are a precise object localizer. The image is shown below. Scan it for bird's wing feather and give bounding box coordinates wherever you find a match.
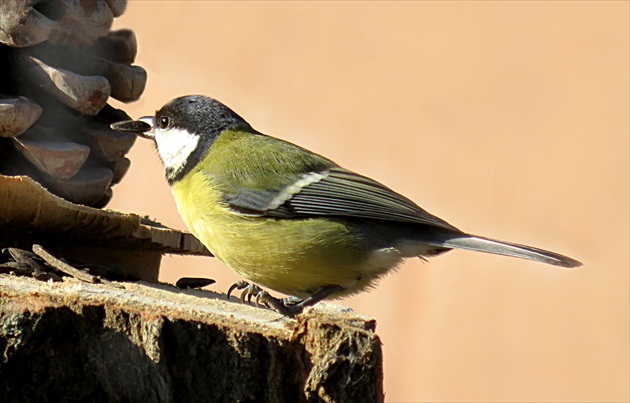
[226,165,457,230]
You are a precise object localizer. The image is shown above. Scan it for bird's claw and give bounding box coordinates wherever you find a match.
[227,280,262,303]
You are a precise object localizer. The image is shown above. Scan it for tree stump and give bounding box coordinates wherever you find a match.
[0,275,384,403]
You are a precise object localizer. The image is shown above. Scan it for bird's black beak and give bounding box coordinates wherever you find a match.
[110,116,155,139]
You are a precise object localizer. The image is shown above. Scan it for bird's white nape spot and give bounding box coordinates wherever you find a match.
[152,127,200,172]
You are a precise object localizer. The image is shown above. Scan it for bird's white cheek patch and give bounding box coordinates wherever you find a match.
[153,127,200,172]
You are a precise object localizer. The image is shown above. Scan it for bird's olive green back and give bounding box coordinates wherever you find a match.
[194,128,335,193]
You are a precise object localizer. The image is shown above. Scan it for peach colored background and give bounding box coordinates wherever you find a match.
[108,2,629,402]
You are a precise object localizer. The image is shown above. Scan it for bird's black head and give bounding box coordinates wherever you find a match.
[141,95,253,184]
[155,95,250,138]
[110,95,253,184]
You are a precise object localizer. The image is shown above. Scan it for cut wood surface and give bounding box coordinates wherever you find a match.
[0,275,384,403]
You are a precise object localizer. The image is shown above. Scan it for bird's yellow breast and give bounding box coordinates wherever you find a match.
[171,169,396,298]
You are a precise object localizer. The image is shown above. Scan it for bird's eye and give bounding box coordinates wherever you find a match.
[158,116,170,129]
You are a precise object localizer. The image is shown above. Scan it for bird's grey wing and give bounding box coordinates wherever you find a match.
[225,166,457,230]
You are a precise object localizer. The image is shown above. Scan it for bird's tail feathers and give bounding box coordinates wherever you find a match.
[426,233,582,268]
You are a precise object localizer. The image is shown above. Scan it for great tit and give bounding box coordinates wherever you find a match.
[111,95,581,316]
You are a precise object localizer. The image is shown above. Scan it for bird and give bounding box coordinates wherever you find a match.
[111,95,581,316]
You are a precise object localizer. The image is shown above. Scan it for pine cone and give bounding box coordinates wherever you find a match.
[0,0,146,207]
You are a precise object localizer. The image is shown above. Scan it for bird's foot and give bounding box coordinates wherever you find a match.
[226,281,346,318]
[226,280,305,317]
[255,290,305,317]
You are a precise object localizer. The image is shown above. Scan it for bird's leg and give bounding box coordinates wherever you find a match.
[256,284,345,317]
[281,296,303,306]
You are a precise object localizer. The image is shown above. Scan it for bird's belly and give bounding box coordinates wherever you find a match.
[187,211,395,298]
[171,179,404,298]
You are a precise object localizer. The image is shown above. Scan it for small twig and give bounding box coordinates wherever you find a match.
[32,244,99,284]
[3,248,63,281]
[6,248,42,273]
[0,261,27,273]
